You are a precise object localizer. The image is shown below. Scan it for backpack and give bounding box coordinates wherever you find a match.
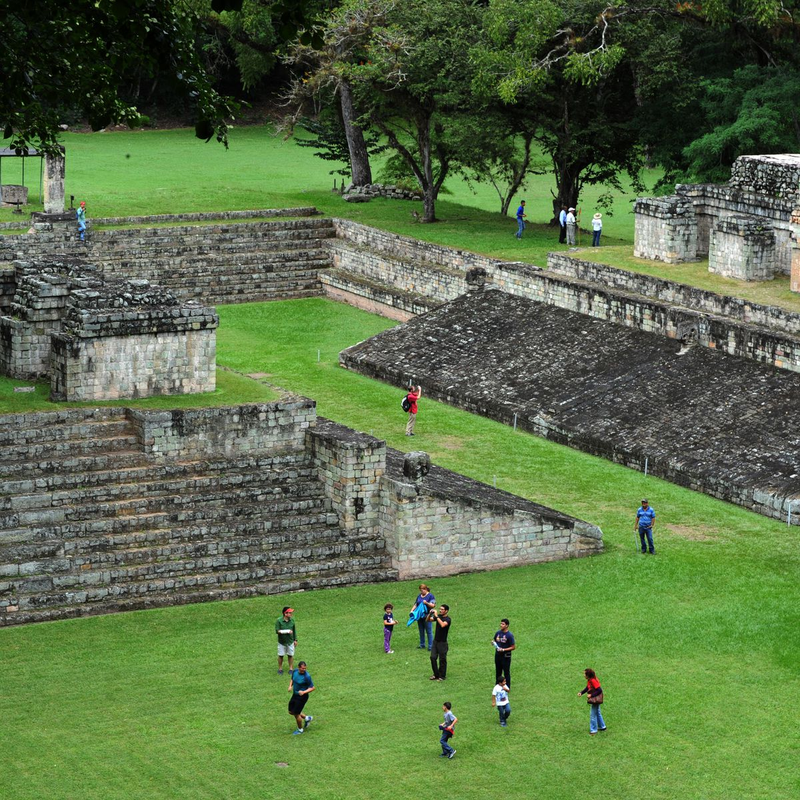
[401,395,411,412]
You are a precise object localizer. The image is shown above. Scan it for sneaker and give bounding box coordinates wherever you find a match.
[304,715,313,729]
[387,650,395,654]
[418,645,426,649]
[439,753,448,757]
[292,729,304,735]
[429,675,438,680]
[448,750,456,759]
[500,721,507,727]
[599,727,607,732]
[278,669,283,675]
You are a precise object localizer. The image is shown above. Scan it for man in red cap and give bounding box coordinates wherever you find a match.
[276,606,297,675]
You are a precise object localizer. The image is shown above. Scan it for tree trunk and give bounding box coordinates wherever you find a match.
[417,115,436,222]
[340,80,372,187]
[552,162,580,222]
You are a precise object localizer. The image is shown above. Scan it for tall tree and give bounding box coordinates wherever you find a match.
[0,0,236,153]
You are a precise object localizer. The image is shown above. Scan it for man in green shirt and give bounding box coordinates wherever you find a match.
[276,607,297,675]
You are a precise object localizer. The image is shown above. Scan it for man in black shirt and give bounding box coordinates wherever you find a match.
[429,604,451,681]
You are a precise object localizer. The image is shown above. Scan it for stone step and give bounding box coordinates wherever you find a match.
[0,434,140,467]
[0,493,332,548]
[0,481,328,531]
[0,450,150,481]
[2,511,340,563]
[0,451,312,496]
[4,555,394,610]
[211,286,322,304]
[0,407,125,433]
[0,461,320,512]
[0,565,399,626]
[105,255,332,276]
[100,239,332,261]
[3,527,384,586]
[0,418,134,449]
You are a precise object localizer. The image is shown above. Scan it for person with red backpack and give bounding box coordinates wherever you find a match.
[404,384,422,436]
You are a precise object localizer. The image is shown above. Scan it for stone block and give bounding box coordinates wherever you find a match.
[708,215,775,281]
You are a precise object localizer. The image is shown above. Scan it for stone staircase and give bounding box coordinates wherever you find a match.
[2,218,337,306]
[0,408,395,626]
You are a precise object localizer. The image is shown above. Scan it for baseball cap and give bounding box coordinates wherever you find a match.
[641,498,648,504]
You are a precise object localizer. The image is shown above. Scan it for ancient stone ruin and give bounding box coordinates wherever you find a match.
[634,153,800,285]
[0,259,217,401]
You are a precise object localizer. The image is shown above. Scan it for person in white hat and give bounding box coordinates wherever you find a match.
[566,207,577,245]
[592,212,603,246]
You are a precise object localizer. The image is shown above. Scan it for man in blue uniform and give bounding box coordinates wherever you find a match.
[635,498,656,554]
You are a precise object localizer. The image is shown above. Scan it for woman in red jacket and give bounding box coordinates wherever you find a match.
[577,668,606,734]
[405,384,422,436]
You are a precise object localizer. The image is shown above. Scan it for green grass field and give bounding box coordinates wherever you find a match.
[1,297,798,800]
[4,126,799,312]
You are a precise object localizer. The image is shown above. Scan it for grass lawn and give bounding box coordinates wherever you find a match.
[1,297,798,800]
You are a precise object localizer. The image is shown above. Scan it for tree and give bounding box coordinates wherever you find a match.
[0,0,237,154]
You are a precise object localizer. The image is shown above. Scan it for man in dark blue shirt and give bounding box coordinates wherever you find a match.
[493,618,516,687]
[515,200,527,239]
[635,498,656,554]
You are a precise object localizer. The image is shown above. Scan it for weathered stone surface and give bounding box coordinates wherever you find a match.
[728,154,800,199]
[340,289,800,523]
[634,196,698,263]
[708,215,776,280]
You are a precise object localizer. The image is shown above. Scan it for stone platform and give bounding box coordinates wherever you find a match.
[340,289,800,522]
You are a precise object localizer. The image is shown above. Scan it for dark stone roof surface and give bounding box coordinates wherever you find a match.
[341,289,800,496]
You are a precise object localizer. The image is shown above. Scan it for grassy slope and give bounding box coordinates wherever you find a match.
[1,297,797,800]
[3,126,799,312]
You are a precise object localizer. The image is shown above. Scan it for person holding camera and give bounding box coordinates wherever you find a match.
[429,604,451,681]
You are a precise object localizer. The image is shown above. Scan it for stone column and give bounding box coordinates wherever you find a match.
[633,196,698,263]
[708,215,775,281]
[43,150,66,214]
[791,207,800,293]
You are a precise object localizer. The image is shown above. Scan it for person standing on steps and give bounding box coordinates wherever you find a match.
[635,498,656,554]
[493,618,516,687]
[288,661,315,735]
[405,384,422,437]
[276,606,297,675]
[515,200,527,239]
[76,201,87,242]
[429,604,451,681]
[566,207,577,245]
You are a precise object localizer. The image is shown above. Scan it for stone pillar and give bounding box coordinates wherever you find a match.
[633,196,698,263]
[791,207,800,293]
[708,215,775,281]
[42,150,66,214]
[308,423,385,536]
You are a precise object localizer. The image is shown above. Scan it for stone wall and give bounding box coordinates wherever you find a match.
[728,154,800,200]
[708,215,776,280]
[633,196,698,263]
[675,183,795,272]
[380,450,602,579]
[127,399,316,460]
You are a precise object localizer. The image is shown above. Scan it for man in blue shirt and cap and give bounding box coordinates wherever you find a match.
[635,498,656,554]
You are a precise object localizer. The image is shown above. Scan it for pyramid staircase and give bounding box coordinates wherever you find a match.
[0,408,395,626]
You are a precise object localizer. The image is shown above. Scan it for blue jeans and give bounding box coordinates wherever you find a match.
[516,218,525,238]
[592,230,601,246]
[639,526,655,553]
[440,730,454,755]
[418,618,433,649]
[498,704,511,724]
[590,703,606,733]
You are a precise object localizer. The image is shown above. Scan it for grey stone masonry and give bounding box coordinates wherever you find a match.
[633,196,698,263]
[128,400,316,460]
[340,289,800,524]
[728,154,800,200]
[708,215,776,281]
[792,208,800,294]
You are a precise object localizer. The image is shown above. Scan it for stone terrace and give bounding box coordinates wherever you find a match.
[340,289,800,522]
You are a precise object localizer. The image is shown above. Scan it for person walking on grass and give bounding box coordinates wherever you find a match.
[383,602,397,653]
[405,384,422,436]
[635,498,656,554]
[288,661,315,735]
[438,701,457,758]
[492,676,511,727]
[412,583,436,650]
[276,606,297,675]
[566,207,577,245]
[591,213,603,246]
[429,604,451,681]
[493,618,516,687]
[515,200,527,239]
[577,668,606,735]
